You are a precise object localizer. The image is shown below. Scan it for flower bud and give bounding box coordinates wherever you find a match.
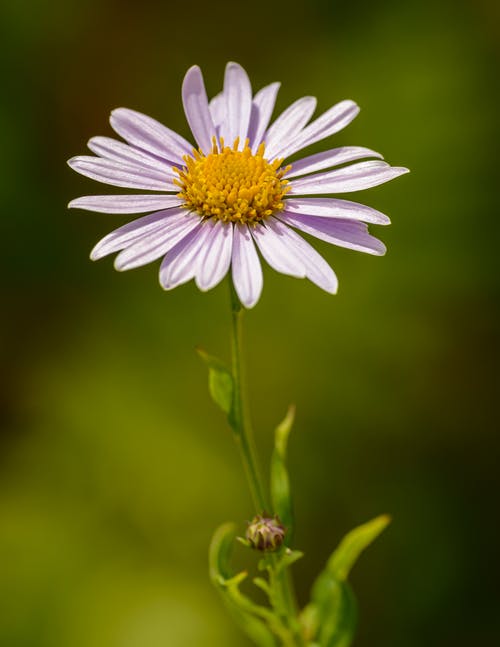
[245,514,286,552]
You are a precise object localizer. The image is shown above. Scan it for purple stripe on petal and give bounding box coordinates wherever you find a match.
[113,212,201,270]
[109,108,193,164]
[182,65,218,155]
[278,212,387,255]
[268,218,338,294]
[264,97,317,159]
[90,207,188,260]
[67,156,177,191]
[219,62,252,149]
[231,223,263,308]
[87,136,176,175]
[251,222,306,278]
[285,146,382,178]
[289,161,410,194]
[159,221,211,290]
[276,100,360,160]
[248,82,280,153]
[69,195,184,214]
[283,197,391,225]
[195,220,233,291]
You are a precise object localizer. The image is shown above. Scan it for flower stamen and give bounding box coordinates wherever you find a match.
[174,139,291,224]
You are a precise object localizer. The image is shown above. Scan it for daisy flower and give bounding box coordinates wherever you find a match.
[68,62,408,307]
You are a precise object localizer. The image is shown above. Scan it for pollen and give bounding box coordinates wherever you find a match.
[174,138,291,224]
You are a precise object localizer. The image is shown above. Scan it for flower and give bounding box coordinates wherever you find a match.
[68,62,408,308]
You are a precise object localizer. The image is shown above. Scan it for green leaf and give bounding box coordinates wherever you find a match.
[275,548,304,574]
[311,576,357,647]
[303,515,390,647]
[270,405,295,540]
[197,347,234,418]
[209,523,278,647]
[327,514,391,581]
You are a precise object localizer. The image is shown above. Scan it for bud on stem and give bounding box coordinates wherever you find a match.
[246,514,286,552]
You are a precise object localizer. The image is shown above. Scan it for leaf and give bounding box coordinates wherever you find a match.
[309,571,358,647]
[270,405,295,541]
[327,514,391,581]
[303,515,390,647]
[275,548,304,574]
[209,523,278,647]
[197,347,234,418]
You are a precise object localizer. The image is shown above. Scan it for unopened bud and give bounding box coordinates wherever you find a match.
[246,514,286,552]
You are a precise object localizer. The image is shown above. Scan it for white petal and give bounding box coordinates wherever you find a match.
[195,220,233,291]
[87,136,176,175]
[113,212,201,270]
[231,223,263,308]
[219,62,252,150]
[90,208,188,260]
[289,161,410,194]
[67,156,177,191]
[283,198,391,225]
[209,92,226,128]
[109,108,193,164]
[182,65,217,155]
[251,222,306,278]
[248,82,280,153]
[285,146,382,178]
[278,212,387,255]
[264,97,317,159]
[69,194,183,214]
[159,222,212,290]
[268,218,338,293]
[275,100,360,160]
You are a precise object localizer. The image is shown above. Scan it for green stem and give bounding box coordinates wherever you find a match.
[228,281,304,646]
[229,281,268,513]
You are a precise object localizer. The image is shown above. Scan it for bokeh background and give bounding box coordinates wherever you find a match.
[1,0,499,645]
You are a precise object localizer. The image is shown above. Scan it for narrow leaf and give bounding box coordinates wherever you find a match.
[309,572,358,647]
[270,405,295,540]
[209,523,278,646]
[197,347,234,417]
[304,515,390,646]
[327,514,391,581]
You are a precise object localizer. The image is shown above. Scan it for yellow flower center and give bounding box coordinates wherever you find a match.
[174,138,291,224]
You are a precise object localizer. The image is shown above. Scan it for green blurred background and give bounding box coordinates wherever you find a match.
[1,0,499,645]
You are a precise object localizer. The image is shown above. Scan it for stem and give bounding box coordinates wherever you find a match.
[229,281,268,513]
[228,281,304,646]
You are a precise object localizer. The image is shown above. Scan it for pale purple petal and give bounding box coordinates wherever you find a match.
[278,212,387,255]
[69,194,183,214]
[289,161,410,194]
[247,82,280,153]
[67,156,178,191]
[110,108,193,165]
[182,65,217,155]
[251,222,306,278]
[267,218,338,293]
[283,197,391,225]
[219,62,252,149]
[275,100,360,160]
[264,97,317,159]
[87,136,177,175]
[90,207,188,260]
[159,222,211,290]
[231,223,263,308]
[209,92,226,128]
[285,147,382,178]
[113,212,201,271]
[195,220,233,291]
